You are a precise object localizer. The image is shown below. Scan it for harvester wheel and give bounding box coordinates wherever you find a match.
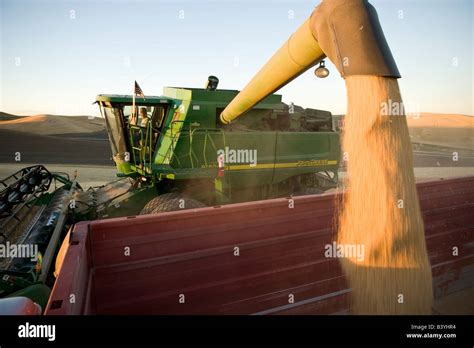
[139,193,206,215]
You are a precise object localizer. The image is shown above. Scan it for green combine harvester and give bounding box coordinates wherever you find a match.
[0,77,340,309]
[95,76,340,215]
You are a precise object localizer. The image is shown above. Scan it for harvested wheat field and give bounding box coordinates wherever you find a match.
[407,113,474,150]
[0,114,105,135]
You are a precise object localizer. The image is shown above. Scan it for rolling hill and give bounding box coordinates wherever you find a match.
[0,114,105,135]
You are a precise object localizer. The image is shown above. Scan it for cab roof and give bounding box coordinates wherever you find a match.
[95,94,174,104]
[96,87,283,109]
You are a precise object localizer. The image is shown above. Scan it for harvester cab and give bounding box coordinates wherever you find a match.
[96,95,173,177]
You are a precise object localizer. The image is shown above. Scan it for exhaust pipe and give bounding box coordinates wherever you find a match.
[220,0,400,124]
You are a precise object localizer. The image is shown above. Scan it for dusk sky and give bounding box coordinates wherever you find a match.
[0,0,472,117]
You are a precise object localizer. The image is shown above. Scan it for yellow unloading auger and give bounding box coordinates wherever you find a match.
[221,0,434,314]
[219,0,400,124]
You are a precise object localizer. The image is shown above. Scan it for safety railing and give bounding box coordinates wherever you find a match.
[128,122,227,173]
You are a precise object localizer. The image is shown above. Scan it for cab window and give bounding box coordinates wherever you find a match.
[123,105,167,130]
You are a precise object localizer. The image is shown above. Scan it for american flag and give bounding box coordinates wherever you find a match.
[134,80,145,99]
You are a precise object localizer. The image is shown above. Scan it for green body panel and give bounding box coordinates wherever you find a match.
[154,90,191,167]
[272,131,339,184]
[96,86,340,205]
[172,130,278,186]
[117,162,134,175]
[99,185,157,218]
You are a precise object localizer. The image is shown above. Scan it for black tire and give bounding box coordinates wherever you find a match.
[139,193,206,215]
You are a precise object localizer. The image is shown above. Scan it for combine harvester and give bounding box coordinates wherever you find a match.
[0,0,472,314]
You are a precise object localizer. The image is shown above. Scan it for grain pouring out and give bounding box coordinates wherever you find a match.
[338,76,433,314]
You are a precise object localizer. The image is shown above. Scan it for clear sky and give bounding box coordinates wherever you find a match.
[0,0,472,117]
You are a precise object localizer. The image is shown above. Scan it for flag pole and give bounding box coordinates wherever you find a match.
[132,81,136,123]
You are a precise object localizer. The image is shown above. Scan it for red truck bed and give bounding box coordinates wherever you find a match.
[45,177,474,315]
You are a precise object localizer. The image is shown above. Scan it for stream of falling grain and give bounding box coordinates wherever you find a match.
[338,76,433,314]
